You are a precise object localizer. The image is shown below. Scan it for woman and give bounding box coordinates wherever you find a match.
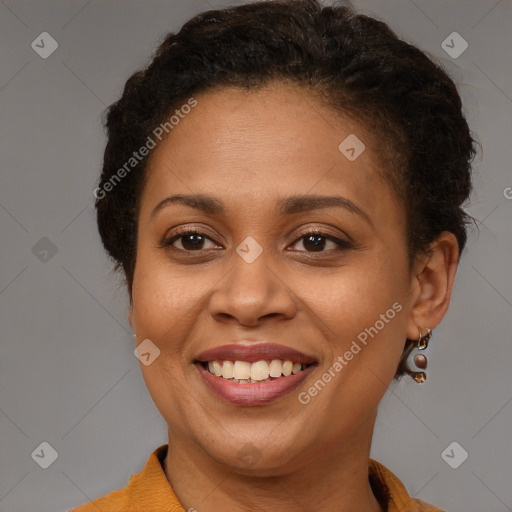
[72,0,475,510]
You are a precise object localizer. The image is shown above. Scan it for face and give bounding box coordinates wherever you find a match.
[129,83,416,474]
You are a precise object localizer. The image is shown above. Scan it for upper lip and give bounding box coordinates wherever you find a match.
[195,343,317,364]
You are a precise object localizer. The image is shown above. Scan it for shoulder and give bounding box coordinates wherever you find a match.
[69,486,130,512]
[69,444,184,512]
[369,459,444,512]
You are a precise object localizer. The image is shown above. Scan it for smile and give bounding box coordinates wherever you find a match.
[194,343,317,405]
[202,359,311,382]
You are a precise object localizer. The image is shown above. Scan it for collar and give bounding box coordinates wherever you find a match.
[70,444,442,512]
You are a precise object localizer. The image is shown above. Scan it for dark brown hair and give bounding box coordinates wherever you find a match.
[95,0,475,377]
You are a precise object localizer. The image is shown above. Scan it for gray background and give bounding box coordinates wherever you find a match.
[0,0,511,511]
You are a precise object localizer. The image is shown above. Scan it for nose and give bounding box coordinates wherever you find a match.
[208,249,297,327]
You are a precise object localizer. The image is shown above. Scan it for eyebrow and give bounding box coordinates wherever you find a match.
[151,193,372,225]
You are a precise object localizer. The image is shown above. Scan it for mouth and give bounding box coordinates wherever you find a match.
[194,343,317,405]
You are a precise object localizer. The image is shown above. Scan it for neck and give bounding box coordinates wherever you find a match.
[164,416,384,512]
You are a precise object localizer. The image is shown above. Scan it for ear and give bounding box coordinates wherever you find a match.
[406,231,460,340]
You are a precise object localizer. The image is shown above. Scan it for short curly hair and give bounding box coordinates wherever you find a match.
[95,0,476,377]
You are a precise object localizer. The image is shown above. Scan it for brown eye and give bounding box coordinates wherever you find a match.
[298,234,330,252]
[289,231,352,253]
[163,231,219,251]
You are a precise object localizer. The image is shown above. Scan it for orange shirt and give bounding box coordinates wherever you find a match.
[69,444,442,512]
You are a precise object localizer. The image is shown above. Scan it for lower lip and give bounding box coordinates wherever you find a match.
[196,363,316,406]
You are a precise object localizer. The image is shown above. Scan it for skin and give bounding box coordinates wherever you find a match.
[128,82,459,512]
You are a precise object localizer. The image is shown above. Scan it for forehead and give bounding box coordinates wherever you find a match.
[140,83,401,225]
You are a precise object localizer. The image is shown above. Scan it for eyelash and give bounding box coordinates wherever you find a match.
[160,228,352,255]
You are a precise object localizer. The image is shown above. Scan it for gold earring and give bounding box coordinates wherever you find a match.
[409,327,431,383]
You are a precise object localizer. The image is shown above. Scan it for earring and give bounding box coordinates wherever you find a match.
[409,327,432,384]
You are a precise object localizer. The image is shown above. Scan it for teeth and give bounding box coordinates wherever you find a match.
[221,360,234,379]
[205,359,307,381]
[233,361,251,380]
[269,359,283,377]
[212,360,222,377]
[282,360,293,376]
[251,360,270,381]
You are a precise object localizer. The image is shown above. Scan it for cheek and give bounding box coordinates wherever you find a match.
[130,258,198,388]
[131,257,198,418]
[311,251,408,376]
[313,255,404,322]
[132,252,200,333]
